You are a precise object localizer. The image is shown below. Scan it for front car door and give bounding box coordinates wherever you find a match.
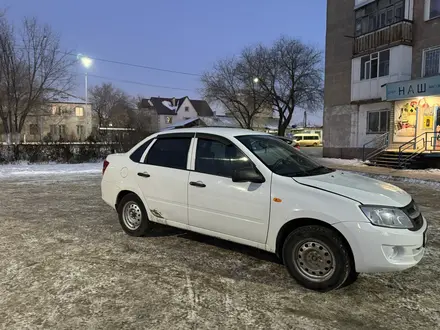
[187,133,271,244]
[136,133,194,227]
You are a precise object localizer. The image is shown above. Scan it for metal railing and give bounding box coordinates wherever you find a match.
[398,132,438,167]
[362,132,389,162]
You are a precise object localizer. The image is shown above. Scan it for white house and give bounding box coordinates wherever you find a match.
[139,96,215,132]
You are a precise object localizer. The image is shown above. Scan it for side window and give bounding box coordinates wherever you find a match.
[146,138,191,170]
[195,138,250,177]
[295,136,302,141]
[129,139,153,163]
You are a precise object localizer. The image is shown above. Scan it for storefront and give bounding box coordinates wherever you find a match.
[386,75,440,151]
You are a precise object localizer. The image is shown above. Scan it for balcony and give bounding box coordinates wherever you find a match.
[353,20,413,56]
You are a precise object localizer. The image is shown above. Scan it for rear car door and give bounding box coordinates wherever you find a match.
[187,134,271,244]
[136,133,194,226]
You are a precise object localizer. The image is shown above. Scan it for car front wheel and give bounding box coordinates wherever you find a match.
[117,193,151,236]
[282,225,355,292]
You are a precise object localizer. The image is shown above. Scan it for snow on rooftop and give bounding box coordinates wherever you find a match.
[162,100,178,112]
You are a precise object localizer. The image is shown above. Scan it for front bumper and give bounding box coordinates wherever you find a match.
[334,217,427,273]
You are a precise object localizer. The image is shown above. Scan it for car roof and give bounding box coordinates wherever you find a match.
[155,127,271,139]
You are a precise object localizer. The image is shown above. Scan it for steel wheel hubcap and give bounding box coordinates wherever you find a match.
[122,202,142,230]
[293,239,335,282]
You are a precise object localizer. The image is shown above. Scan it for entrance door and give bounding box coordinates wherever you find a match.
[434,106,440,151]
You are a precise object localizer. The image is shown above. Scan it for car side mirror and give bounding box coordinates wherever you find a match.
[232,166,265,184]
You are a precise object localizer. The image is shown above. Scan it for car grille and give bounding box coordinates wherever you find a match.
[402,200,424,231]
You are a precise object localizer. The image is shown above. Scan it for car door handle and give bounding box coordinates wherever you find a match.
[137,172,150,178]
[189,181,206,188]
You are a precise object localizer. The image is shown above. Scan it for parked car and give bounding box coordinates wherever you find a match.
[101,128,427,291]
[293,133,322,147]
[276,136,301,150]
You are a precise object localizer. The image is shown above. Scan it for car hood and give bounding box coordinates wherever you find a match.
[294,170,411,207]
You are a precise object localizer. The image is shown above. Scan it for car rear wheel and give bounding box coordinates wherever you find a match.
[282,225,355,292]
[118,193,151,236]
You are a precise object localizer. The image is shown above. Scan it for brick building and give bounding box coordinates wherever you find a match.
[324,0,440,161]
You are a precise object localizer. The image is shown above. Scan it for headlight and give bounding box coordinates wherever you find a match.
[360,206,413,229]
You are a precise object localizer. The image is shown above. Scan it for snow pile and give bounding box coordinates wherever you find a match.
[162,100,178,112]
[317,158,367,167]
[355,172,440,188]
[0,162,102,178]
[403,168,440,174]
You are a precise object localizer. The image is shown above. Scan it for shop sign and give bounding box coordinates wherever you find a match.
[386,75,440,101]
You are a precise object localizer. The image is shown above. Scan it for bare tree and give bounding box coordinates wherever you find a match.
[0,15,75,144]
[89,82,131,128]
[241,36,324,136]
[201,57,271,129]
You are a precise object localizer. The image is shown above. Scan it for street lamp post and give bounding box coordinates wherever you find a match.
[77,54,93,104]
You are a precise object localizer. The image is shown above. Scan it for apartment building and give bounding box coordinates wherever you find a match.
[324,0,440,159]
[20,96,93,142]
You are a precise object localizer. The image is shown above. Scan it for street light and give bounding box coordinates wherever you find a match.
[253,77,259,83]
[77,54,93,104]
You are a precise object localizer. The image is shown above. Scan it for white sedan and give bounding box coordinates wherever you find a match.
[101,127,427,291]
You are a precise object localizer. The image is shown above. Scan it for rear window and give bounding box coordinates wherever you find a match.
[146,138,192,170]
[129,139,153,163]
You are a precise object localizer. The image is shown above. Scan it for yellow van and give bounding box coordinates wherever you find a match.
[293,133,322,147]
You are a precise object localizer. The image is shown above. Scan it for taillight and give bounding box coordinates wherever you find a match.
[103,160,109,175]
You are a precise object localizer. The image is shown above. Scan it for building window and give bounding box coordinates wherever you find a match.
[51,105,57,115]
[360,49,390,80]
[184,106,189,112]
[423,47,440,77]
[50,125,57,136]
[165,116,173,124]
[355,0,404,36]
[59,125,66,137]
[76,125,85,137]
[426,0,440,20]
[75,107,84,116]
[367,110,390,134]
[29,124,38,135]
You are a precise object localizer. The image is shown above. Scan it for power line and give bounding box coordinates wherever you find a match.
[15,46,203,77]
[67,51,201,77]
[78,73,196,92]
[84,54,202,77]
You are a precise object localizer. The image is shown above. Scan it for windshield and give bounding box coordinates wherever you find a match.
[236,135,334,177]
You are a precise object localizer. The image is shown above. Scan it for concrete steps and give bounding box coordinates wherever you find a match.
[367,151,424,169]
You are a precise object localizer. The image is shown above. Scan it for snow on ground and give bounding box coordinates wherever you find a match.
[0,169,439,329]
[0,162,101,178]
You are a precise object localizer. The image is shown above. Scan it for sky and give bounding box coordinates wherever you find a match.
[2,0,326,125]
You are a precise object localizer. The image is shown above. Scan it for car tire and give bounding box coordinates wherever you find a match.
[117,193,151,237]
[313,143,318,147]
[282,225,355,292]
